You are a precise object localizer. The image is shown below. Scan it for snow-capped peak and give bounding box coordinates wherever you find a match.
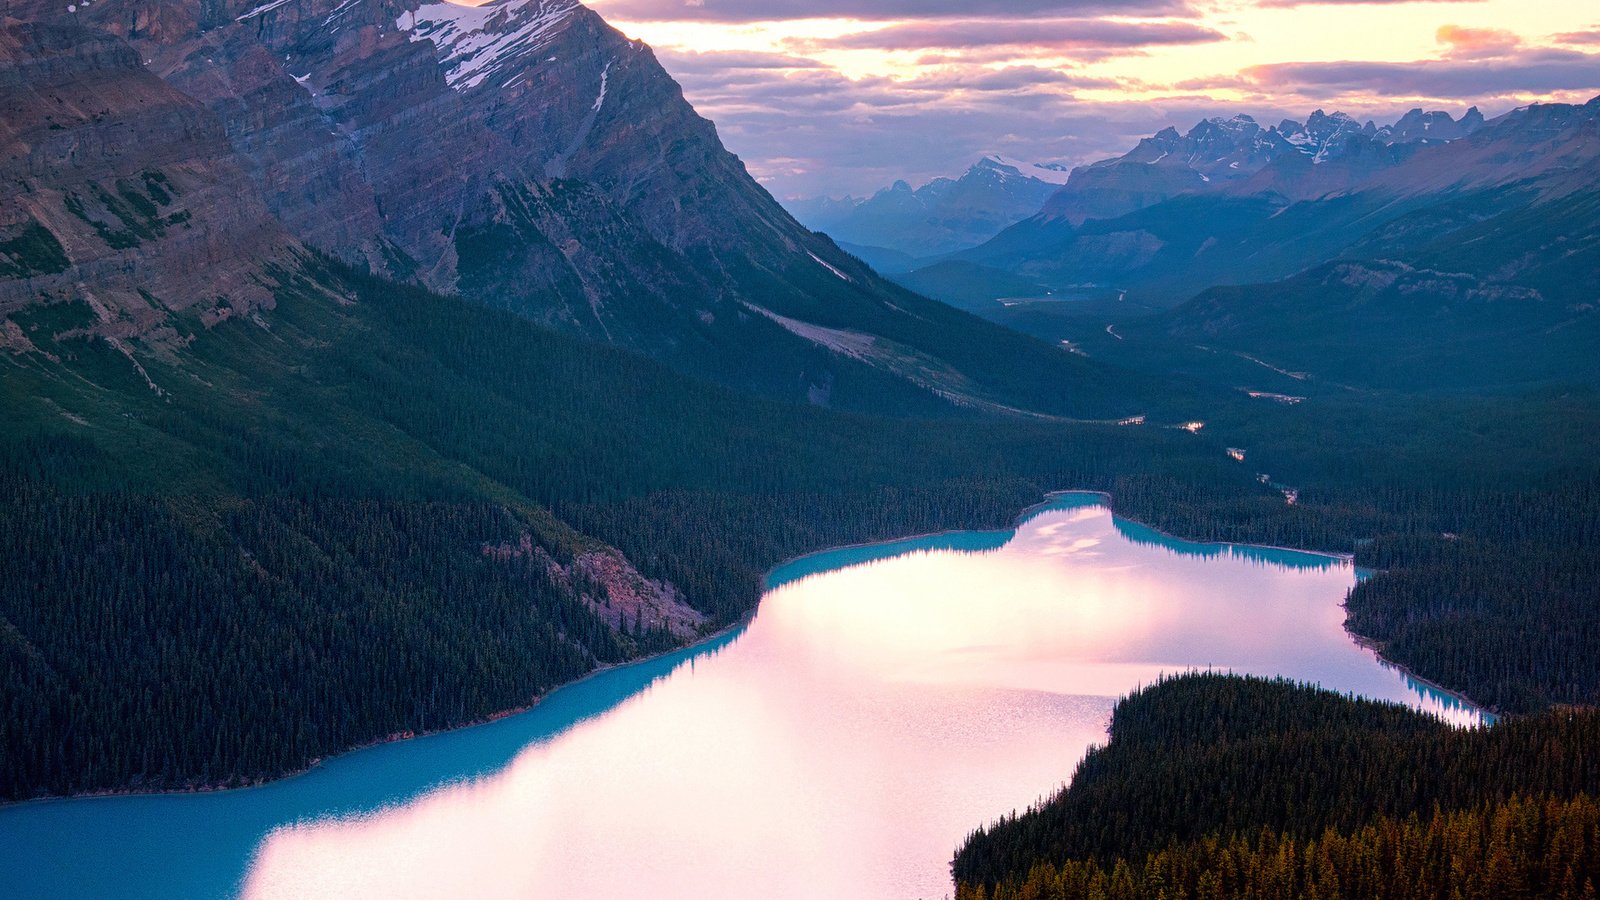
[398,0,580,91]
[977,155,1073,185]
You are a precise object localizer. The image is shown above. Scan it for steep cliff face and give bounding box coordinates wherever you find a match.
[70,0,827,305]
[3,0,1145,417]
[0,21,298,352]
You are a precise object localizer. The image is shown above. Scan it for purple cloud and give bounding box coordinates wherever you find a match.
[1552,28,1600,45]
[796,19,1227,51]
[1241,48,1600,98]
[593,0,1193,23]
[1257,0,1486,6]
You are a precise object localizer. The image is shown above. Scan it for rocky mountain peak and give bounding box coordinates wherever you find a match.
[9,0,1117,415]
[397,0,582,91]
[1037,103,1504,226]
[972,155,1073,185]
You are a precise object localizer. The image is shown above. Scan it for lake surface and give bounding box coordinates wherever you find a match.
[0,493,1485,899]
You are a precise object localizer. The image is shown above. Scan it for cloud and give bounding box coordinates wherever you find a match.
[793,19,1227,52]
[1239,48,1600,98]
[654,49,825,73]
[1256,0,1485,6]
[1436,24,1520,57]
[591,0,1193,23]
[596,0,1599,198]
[659,51,1301,196]
[1551,28,1600,45]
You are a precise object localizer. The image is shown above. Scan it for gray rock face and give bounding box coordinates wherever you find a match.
[0,21,297,349]
[4,0,1127,416]
[111,0,817,310]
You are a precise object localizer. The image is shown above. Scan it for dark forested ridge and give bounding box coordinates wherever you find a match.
[954,675,1600,898]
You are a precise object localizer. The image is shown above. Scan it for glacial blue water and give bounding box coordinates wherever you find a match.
[0,493,1484,899]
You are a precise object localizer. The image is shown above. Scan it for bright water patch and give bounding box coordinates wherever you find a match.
[0,494,1484,899]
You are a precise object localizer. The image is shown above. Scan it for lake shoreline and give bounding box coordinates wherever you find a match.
[1349,632,1499,720]
[4,487,1466,810]
[1,613,754,811]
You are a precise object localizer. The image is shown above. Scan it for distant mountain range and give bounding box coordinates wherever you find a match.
[786,106,1493,276]
[917,97,1599,391]
[784,156,1073,266]
[1036,106,1485,227]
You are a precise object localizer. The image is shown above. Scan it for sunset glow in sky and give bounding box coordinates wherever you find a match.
[580,0,1600,197]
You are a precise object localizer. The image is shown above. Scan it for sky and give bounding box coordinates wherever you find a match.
[578,0,1600,199]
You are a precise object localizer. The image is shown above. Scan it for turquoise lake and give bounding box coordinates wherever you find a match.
[0,493,1485,899]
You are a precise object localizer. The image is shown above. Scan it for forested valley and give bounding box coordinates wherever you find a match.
[3,256,1598,807]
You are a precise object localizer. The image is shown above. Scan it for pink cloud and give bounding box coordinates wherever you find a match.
[1436,24,1520,57]
[794,18,1227,52]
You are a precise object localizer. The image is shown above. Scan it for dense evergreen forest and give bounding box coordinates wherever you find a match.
[954,675,1600,898]
[0,260,1285,799]
[3,257,1598,802]
[961,794,1600,900]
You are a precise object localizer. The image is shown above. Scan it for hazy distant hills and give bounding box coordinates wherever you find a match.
[785,156,1073,265]
[0,0,1150,419]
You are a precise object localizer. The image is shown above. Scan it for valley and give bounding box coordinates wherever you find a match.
[1,0,1597,896]
[0,495,1490,899]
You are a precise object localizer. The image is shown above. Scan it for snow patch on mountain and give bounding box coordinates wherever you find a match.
[237,0,294,21]
[981,155,1074,185]
[400,0,579,91]
[808,251,853,282]
[591,61,610,111]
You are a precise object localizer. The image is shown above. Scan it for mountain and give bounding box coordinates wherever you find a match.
[1137,99,1600,388]
[946,97,1598,393]
[941,100,1584,311]
[783,194,861,232]
[1035,107,1485,228]
[939,107,1485,300]
[0,22,301,353]
[788,155,1072,264]
[0,0,1145,419]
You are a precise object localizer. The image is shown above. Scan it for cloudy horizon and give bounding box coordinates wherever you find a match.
[582,0,1600,199]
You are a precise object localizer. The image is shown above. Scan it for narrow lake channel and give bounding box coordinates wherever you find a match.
[0,493,1485,899]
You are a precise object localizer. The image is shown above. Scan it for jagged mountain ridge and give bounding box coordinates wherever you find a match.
[947,98,1593,309]
[1038,106,1485,227]
[787,156,1074,264]
[0,0,1151,418]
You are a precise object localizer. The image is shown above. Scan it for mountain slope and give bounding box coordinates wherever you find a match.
[0,247,1273,799]
[3,0,1152,418]
[1137,101,1600,391]
[0,21,300,353]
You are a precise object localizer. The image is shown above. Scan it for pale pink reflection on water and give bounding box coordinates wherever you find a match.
[240,500,1480,900]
